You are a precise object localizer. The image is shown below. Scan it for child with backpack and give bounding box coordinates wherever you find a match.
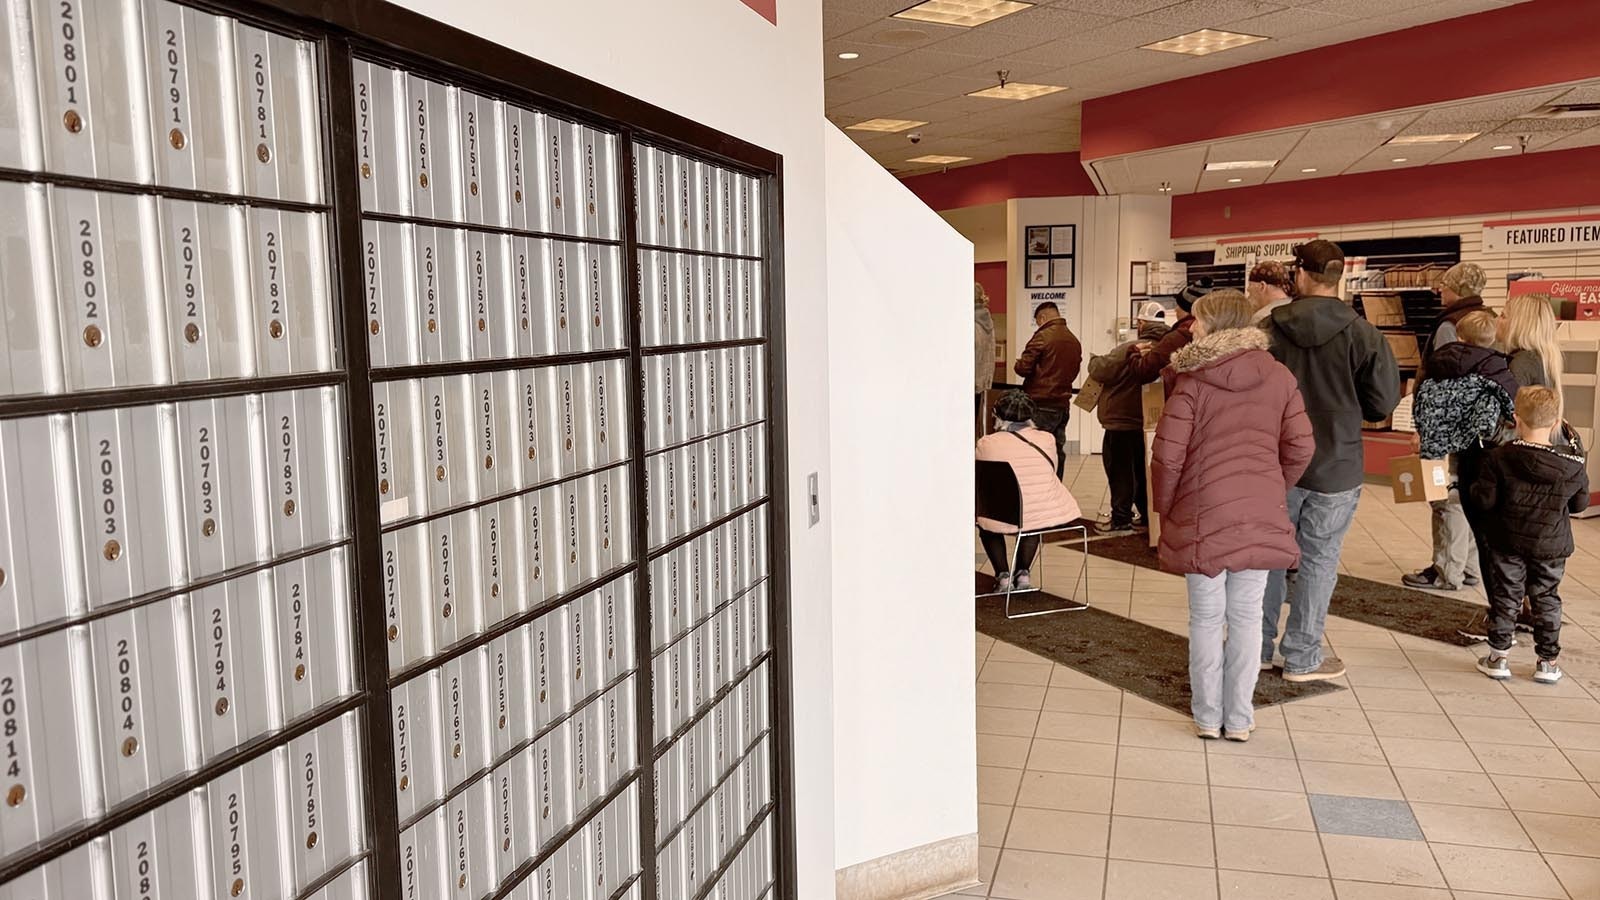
[1470,386,1589,683]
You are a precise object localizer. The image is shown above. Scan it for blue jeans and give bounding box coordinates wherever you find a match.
[1188,569,1268,732]
[1262,485,1361,674]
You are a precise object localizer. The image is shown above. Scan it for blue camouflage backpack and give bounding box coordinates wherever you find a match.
[1411,374,1513,460]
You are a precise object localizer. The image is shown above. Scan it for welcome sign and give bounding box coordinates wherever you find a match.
[1483,215,1600,254]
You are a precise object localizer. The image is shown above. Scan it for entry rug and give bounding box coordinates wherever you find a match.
[975,573,1343,715]
[1080,534,1488,646]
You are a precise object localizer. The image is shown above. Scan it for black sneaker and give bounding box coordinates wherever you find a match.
[1402,567,1459,591]
[1093,519,1133,535]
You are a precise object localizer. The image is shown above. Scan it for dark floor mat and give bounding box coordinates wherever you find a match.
[976,573,1343,714]
[1080,534,1486,646]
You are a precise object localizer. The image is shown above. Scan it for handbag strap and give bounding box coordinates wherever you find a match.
[1006,430,1057,469]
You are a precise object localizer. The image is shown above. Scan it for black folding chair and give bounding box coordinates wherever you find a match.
[975,460,1089,619]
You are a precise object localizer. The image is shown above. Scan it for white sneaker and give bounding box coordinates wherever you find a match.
[994,572,1013,594]
[1535,659,1564,684]
[1195,724,1221,740]
[1014,570,1034,591]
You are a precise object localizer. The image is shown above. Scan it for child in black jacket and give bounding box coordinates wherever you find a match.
[1470,385,1590,684]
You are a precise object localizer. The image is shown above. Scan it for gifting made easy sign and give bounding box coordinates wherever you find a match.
[1482,215,1600,254]
[1509,278,1600,318]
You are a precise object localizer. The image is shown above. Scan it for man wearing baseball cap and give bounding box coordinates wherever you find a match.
[1261,240,1402,682]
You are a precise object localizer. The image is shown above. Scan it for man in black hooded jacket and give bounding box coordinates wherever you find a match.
[1261,240,1402,683]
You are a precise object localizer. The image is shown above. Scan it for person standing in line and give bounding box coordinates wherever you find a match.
[1014,301,1083,477]
[1124,280,1206,386]
[974,283,996,419]
[1470,385,1587,684]
[1261,240,1402,682]
[1247,260,1295,325]
[1150,290,1315,739]
[976,390,1083,593]
[1422,262,1488,358]
[1086,303,1170,533]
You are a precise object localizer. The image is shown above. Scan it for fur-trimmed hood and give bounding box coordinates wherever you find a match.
[1169,327,1270,373]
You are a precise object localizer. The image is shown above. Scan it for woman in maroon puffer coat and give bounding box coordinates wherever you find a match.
[1152,289,1316,741]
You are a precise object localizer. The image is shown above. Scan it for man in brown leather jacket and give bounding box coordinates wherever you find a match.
[1014,302,1082,476]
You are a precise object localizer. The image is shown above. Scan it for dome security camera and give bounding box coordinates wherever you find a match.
[907,131,923,144]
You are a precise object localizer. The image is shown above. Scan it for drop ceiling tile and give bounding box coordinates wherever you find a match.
[1344,139,1459,173]
[1492,115,1600,134]
[1271,115,1411,175]
[832,0,927,16]
[856,47,997,76]
[1434,132,1565,163]
[909,71,1017,96]
[901,95,1012,122]
[1397,89,1566,134]
[920,25,1061,57]
[1197,167,1274,191]
[1140,0,1290,30]
[1550,83,1600,107]
[834,20,966,52]
[1222,7,1356,37]
[1300,0,1438,17]
[825,76,902,105]
[1004,39,1130,66]
[1071,17,1194,49]
[1205,132,1304,167]
[979,5,1123,37]
[1051,0,1181,15]
[1544,124,1600,151]
[1382,0,1510,28]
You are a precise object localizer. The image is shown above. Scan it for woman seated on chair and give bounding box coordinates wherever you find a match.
[1150,289,1314,742]
[976,390,1082,593]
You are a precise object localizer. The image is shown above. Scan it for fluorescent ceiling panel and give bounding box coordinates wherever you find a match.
[967,82,1068,100]
[845,118,928,133]
[907,154,972,164]
[1141,29,1267,56]
[893,0,1032,28]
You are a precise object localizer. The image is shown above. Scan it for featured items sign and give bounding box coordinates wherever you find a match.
[1482,215,1600,254]
[1213,232,1319,264]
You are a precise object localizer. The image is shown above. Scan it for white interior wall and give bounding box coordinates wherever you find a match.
[823,126,977,873]
[386,0,839,893]
[1174,205,1600,306]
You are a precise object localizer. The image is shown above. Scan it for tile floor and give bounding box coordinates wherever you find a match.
[965,456,1600,899]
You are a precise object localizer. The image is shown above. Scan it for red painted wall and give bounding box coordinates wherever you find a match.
[738,0,776,24]
[901,152,1098,211]
[1081,0,1600,160]
[975,261,1007,315]
[1171,147,1600,239]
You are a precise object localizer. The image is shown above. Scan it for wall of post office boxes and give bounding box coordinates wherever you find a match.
[0,0,789,899]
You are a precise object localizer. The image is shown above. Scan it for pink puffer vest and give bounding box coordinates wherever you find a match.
[976,427,1082,533]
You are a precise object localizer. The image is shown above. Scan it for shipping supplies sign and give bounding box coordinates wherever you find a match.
[1482,215,1600,254]
[1213,232,1319,264]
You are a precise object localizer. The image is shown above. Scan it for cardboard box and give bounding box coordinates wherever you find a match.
[1141,382,1165,430]
[1385,333,1422,370]
[1073,378,1103,412]
[1389,455,1449,504]
[1361,294,1407,327]
[1144,429,1160,548]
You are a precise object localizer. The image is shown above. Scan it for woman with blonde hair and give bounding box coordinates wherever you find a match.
[1500,293,1564,401]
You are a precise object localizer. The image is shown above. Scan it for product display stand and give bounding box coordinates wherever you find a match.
[0,1,793,898]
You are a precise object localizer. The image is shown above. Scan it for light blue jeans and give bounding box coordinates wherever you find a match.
[1187,569,1268,732]
[1262,485,1362,674]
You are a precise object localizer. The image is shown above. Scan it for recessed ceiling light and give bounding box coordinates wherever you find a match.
[1204,160,1277,171]
[1142,29,1267,56]
[908,154,972,165]
[1387,132,1480,145]
[838,51,860,60]
[1391,157,1408,163]
[1493,144,1515,151]
[846,118,928,133]
[1226,177,1242,183]
[1301,168,1318,173]
[967,82,1068,101]
[894,0,1032,28]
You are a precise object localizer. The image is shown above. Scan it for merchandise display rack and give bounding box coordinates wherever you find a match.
[0,0,795,898]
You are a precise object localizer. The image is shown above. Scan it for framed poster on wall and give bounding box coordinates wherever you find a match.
[1025,224,1076,288]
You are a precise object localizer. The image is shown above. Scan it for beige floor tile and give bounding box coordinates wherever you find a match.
[1042,687,1122,716]
[981,661,1054,686]
[1214,824,1329,877]
[1108,816,1216,867]
[1015,771,1115,814]
[1546,853,1600,899]
[1293,733,1388,765]
[1118,715,1209,751]
[1049,666,1119,692]
[988,849,1106,900]
[1364,712,1459,741]
[1209,728,1299,760]
[979,765,1024,805]
[1375,736,1483,772]
[1219,871,1335,900]
[1518,696,1600,723]
[1025,738,1117,777]
[1104,859,1220,900]
[1393,768,1508,808]
[1119,693,1190,722]
[1285,705,1374,735]
[1544,720,1600,751]
[978,734,1032,770]
[979,802,1013,848]
[1298,761,1403,800]
[1345,667,1428,690]
[1471,743,1584,780]
[1433,691,1531,719]
[1330,882,1451,900]
[978,706,1041,738]
[1320,834,1447,888]
[1003,807,1110,857]
[1429,843,1568,898]
[1113,778,1211,823]
[1516,810,1600,857]
[988,643,1056,665]
[977,682,1048,711]
[1563,747,1600,781]
[1211,786,1316,831]
[1209,755,1305,793]
[1450,714,1556,747]
[1408,802,1535,851]
[1351,687,1443,714]
[1034,711,1121,745]
[1335,648,1414,668]
[1493,773,1600,815]
[1116,746,1209,784]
